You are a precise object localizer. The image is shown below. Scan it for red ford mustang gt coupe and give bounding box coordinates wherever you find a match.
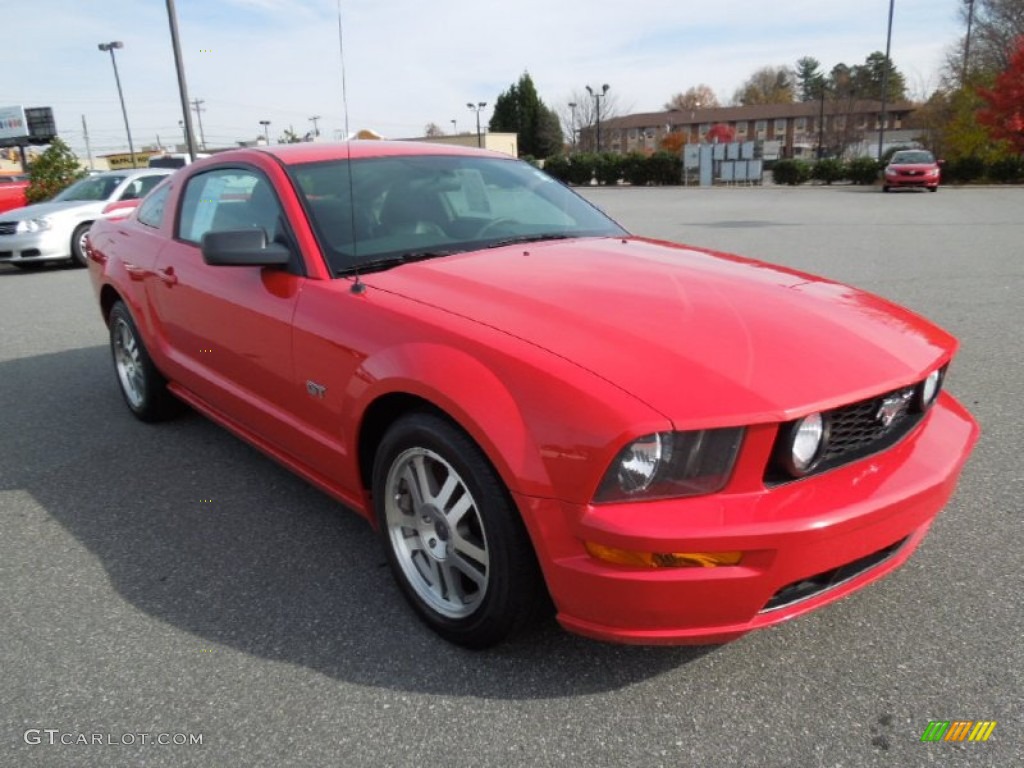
[86,142,978,648]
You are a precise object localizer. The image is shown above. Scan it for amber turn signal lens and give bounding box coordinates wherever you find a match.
[585,541,742,568]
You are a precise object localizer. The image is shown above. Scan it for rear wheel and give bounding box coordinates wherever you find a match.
[70,223,91,267]
[882,185,890,193]
[109,301,177,422]
[373,412,544,648]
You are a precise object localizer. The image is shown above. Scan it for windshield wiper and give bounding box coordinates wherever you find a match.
[338,250,453,276]
[484,233,574,249]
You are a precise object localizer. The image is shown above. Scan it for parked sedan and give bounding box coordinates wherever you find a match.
[0,168,171,269]
[86,142,978,648]
[883,149,941,192]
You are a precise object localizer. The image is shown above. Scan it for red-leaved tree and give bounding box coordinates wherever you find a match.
[978,37,1024,154]
[706,123,736,143]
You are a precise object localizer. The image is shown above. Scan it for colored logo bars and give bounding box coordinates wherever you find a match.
[920,721,997,742]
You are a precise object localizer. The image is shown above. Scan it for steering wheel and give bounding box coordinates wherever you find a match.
[475,218,520,238]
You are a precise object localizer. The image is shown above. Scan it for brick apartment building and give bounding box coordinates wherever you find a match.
[583,100,918,159]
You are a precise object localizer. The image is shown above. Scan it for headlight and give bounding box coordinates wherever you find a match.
[917,368,943,410]
[594,428,745,503]
[778,412,827,477]
[885,167,897,176]
[15,218,52,234]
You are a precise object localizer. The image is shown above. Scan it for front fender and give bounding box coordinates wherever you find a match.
[350,342,550,497]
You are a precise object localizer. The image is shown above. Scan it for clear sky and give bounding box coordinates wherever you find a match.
[6,0,965,157]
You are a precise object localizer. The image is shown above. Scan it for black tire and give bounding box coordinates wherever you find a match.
[108,301,178,422]
[882,186,890,193]
[928,186,938,193]
[70,222,91,268]
[373,412,544,648]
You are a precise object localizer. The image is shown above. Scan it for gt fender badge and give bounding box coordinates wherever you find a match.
[306,380,327,399]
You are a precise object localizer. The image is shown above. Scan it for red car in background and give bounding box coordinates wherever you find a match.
[883,149,942,192]
[0,173,29,214]
[85,142,978,648]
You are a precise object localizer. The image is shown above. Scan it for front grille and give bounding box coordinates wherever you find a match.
[766,381,931,484]
[760,537,907,612]
[0,222,16,236]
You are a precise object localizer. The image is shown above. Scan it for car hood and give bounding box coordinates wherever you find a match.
[369,237,956,427]
[1,200,102,220]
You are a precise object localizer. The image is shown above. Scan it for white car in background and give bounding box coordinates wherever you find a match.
[0,168,171,270]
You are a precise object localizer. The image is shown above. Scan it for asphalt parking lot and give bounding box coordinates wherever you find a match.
[2,184,1021,767]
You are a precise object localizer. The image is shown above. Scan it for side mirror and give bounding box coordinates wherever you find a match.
[200,228,291,267]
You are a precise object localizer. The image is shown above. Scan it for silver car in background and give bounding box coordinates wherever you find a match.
[0,168,171,269]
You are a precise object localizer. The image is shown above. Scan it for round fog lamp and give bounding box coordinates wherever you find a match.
[788,413,825,476]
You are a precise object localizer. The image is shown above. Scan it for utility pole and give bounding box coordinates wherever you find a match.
[877,0,895,162]
[81,114,95,170]
[166,0,199,161]
[308,115,321,137]
[963,0,975,86]
[191,98,206,150]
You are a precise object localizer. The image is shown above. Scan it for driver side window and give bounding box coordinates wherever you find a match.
[177,168,283,245]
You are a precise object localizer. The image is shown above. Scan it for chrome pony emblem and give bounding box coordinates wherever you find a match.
[876,391,912,427]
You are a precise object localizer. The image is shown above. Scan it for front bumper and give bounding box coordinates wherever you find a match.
[515,392,978,645]
[885,173,939,189]
[0,227,71,263]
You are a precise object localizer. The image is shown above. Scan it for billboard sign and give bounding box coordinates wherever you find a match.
[0,106,29,141]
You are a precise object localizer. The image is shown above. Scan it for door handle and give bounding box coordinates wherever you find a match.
[157,266,178,286]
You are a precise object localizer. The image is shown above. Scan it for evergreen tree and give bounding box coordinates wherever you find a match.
[489,72,564,158]
[796,57,823,101]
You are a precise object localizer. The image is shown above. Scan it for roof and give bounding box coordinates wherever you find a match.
[248,140,513,164]
[601,101,918,130]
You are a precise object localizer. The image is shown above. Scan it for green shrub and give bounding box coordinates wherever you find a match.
[565,153,597,185]
[846,157,880,185]
[594,153,624,185]
[646,151,682,185]
[620,152,651,186]
[543,155,572,183]
[772,159,812,185]
[985,156,1024,183]
[812,158,845,184]
[943,156,985,183]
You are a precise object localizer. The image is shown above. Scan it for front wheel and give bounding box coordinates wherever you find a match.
[373,412,544,648]
[70,223,91,267]
[109,301,177,422]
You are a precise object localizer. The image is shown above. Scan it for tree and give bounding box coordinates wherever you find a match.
[852,51,908,102]
[978,38,1024,154]
[733,66,796,105]
[664,84,719,111]
[557,88,625,152]
[25,138,86,203]
[278,126,303,144]
[489,72,564,158]
[796,57,823,101]
[423,122,445,137]
[706,123,736,143]
[963,0,1024,76]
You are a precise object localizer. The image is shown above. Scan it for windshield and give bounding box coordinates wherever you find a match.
[289,154,626,275]
[890,151,935,165]
[53,175,124,202]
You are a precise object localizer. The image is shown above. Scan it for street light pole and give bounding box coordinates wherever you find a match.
[963,0,975,85]
[467,102,486,148]
[450,119,457,135]
[568,102,577,150]
[309,115,321,138]
[259,120,271,144]
[585,84,610,152]
[877,0,895,161]
[98,41,137,168]
[817,77,827,160]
